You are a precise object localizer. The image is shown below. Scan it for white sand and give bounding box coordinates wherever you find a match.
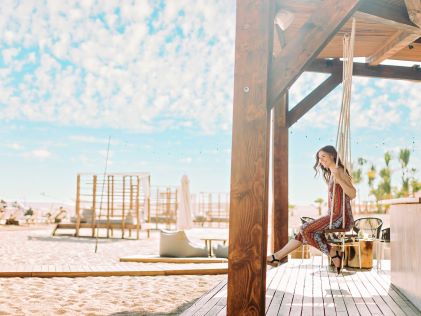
[0,211,390,315]
[0,225,226,316]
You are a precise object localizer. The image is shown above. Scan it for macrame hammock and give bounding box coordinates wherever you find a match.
[328,18,356,230]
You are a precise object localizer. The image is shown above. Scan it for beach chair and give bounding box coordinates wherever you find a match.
[376,227,390,270]
[159,230,208,257]
[47,207,68,224]
[352,217,383,239]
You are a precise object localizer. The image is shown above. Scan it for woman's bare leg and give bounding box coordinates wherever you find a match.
[267,239,302,262]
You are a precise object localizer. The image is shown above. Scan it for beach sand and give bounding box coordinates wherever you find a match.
[0,210,390,315]
[0,225,226,316]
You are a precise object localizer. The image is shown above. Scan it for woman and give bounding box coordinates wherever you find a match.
[267,145,356,273]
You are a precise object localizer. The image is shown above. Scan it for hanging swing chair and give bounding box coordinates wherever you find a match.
[323,18,362,270]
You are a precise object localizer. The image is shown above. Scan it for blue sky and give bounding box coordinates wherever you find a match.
[0,1,419,205]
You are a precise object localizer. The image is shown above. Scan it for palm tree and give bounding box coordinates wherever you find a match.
[352,159,364,213]
[399,148,411,196]
[367,164,376,189]
[288,204,296,217]
[379,151,392,200]
[314,198,324,216]
[384,151,392,167]
[367,164,377,212]
[409,167,420,196]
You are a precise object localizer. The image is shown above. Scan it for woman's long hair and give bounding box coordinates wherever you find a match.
[313,145,350,183]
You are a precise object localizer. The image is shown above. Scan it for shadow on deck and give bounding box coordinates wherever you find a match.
[181,257,420,315]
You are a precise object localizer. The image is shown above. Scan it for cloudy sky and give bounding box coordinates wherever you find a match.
[0,0,419,206]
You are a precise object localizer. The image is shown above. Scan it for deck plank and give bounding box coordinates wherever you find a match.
[266,260,293,315]
[278,259,301,315]
[181,259,421,315]
[321,265,336,316]
[360,270,407,316]
[313,256,325,316]
[265,263,287,313]
[336,271,359,315]
[369,269,420,315]
[290,260,306,316]
[327,265,346,314]
[181,279,227,316]
[355,270,395,316]
[342,270,370,315]
[349,269,382,315]
[302,260,313,316]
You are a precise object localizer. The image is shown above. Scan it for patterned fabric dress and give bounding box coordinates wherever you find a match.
[294,175,354,256]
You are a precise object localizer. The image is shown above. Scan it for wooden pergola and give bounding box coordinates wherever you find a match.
[227,0,421,315]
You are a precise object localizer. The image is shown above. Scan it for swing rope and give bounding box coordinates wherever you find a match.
[329,18,356,230]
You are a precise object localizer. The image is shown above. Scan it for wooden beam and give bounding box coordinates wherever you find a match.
[405,0,421,27]
[272,93,289,256]
[268,0,360,108]
[356,0,421,34]
[307,59,421,81]
[366,31,420,65]
[227,0,274,314]
[287,74,342,128]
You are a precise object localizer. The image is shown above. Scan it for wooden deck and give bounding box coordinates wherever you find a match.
[0,262,227,278]
[182,258,420,315]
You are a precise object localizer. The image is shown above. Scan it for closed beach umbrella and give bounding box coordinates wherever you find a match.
[176,175,193,230]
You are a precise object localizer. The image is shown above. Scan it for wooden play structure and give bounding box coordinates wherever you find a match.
[195,192,230,227]
[53,172,150,239]
[147,186,178,230]
[183,0,421,315]
[144,188,231,230]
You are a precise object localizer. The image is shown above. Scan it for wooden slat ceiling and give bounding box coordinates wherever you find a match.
[277,0,421,62]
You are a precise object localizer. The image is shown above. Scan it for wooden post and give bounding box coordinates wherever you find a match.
[174,187,178,230]
[75,174,81,237]
[227,0,274,314]
[208,193,212,227]
[155,187,160,231]
[130,176,133,210]
[107,175,110,238]
[272,93,289,255]
[111,175,114,237]
[166,188,171,229]
[147,175,151,238]
[91,175,97,237]
[136,176,140,239]
[122,176,126,239]
[218,193,221,228]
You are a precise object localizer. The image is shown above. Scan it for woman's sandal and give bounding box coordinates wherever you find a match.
[331,250,343,274]
[267,254,281,267]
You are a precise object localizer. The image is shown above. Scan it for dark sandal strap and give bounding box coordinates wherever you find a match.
[270,254,280,263]
[331,250,343,260]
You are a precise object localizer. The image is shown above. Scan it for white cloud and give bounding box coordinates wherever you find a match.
[0,1,419,137]
[291,75,420,131]
[23,149,52,159]
[179,157,192,164]
[0,1,236,134]
[68,135,116,145]
[4,143,23,150]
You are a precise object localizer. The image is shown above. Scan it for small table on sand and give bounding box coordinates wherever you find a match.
[200,238,228,257]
